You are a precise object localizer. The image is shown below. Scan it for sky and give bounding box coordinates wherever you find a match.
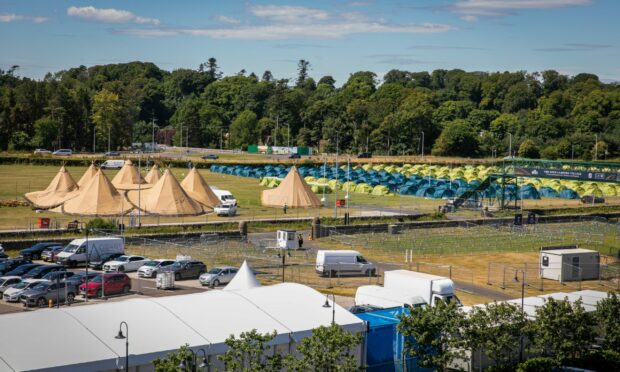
[1,0,619,84]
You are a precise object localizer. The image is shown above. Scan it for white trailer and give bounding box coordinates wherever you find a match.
[355,285,426,309]
[383,270,461,306]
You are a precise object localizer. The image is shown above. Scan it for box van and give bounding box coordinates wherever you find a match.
[101,160,125,169]
[210,186,237,206]
[316,250,375,277]
[56,237,124,267]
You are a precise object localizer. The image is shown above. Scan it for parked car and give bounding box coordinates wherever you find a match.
[79,273,131,298]
[288,153,301,159]
[3,279,45,302]
[21,265,65,280]
[100,160,124,169]
[5,263,44,277]
[348,304,382,314]
[0,258,32,275]
[33,149,52,155]
[88,252,124,270]
[41,246,64,262]
[137,259,176,278]
[104,151,120,157]
[214,204,237,217]
[357,152,372,159]
[41,270,76,283]
[199,266,238,287]
[20,242,62,261]
[0,276,22,295]
[164,260,206,280]
[20,281,77,307]
[103,255,150,272]
[67,272,100,287]
[201,154,219,160]
[52,149,72,156]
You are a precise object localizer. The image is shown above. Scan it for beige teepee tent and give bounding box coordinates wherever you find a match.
[261,166,321,208]
[111,160,150,190]
[144,164,161,184]
[24,165,79,209]
[127,169,204,216]
[62,170,133,216]
[77,162,98,188]
[180,168,220,210]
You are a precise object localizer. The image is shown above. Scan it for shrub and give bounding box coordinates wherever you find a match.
[86,217,117,231]
[516,357,559,372]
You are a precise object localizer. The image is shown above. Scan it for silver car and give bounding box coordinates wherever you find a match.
[137,259,176,278]
[0,276,22,295]
[3,279,44,302]
[199,267,238,287]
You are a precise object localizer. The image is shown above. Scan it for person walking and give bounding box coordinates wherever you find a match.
[298,234,304,249]
[283,203,288,214]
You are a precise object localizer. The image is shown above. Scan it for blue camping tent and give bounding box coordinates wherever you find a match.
[559,189,580,199]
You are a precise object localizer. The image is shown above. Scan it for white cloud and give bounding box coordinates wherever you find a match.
[0,13,47,23]
[452,0,592,20]
[67,6,159,25]
[215,15,240,24]
[249,5,329,24]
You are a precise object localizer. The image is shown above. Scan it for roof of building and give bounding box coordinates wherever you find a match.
[541,248,599,255]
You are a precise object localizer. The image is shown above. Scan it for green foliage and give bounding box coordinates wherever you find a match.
[85,217,117,231]
[153,344,193,372]
[229,110,258,148]
[397,300,465,371]
[431,119,479,157]
[595,291,620,352]
[575,349,620,371]
[515,357,559,372]
[218,329,282,371]
[518,139,540,158]
[284,324,362,372]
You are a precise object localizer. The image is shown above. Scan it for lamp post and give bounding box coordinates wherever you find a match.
[322,294,336,324]
[421,131,425,158]
[334,131,339,219]
[151,116,157,153]
[508,133,513,157]
[513,270,525,362]
[115,321,129,371]
[594,134,598,161]
[178,348,208,372]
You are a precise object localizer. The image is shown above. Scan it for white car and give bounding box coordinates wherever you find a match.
[137,259,176,278]
[199,266,238,287]
[33,149,52,155]
[52,149,72,156]
[103,255,150,272]
[3,279,44,302]
[214,204,237,217]
[0,276,22,295]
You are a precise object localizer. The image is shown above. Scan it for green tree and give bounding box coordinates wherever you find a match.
[91,89,123,151]
[595,292,620,352]
[431,119,480,157]
[229,110,258,148]
[397,300,465,371]
[518,139,540,158]
[32,116,59,149]
[153,344,193,372]
[218,330,282,371]
[296,59,311,87]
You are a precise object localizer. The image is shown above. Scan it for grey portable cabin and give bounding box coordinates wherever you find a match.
[539,247,600,282]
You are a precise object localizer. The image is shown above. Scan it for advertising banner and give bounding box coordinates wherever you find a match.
[514,167,620,183]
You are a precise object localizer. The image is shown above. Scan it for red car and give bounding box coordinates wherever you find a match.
[79,273,131,298]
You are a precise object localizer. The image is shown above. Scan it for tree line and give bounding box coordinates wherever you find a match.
[1,60,619,159]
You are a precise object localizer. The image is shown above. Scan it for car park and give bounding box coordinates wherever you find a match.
[0,258,32,275]
[201,154,219,160]
[20,281,77,307]
[20,242,62,261]
[5,263,43,277]
[137,259,176,278]
[103,255,150,272]
[79,273,131,298]
[52,149,72,156]
[164,260,206,280]
[3,279,45,302]
[0,276,22,295]
[22,265,66,280]
[41,246,64,262]
[199,266,238,287]
[214,203,237,217]
[88,252,124,270]
[33,149,52,155]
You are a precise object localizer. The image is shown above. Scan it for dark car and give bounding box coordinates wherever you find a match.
[348,304,381,314]
[288,153,301,159]
[68,272,100,287]
[165,260,206,280]
[0,258,32,275]
[88,252,124,270]
[104,151,120,157]
[20,242,62,261]
[41,246,64,262]
[20,281,76,307]
[357,152,372,159]
[5,264,44,277]
[41,270,77,283]
[21,265,65,279]
[201,154,219,160]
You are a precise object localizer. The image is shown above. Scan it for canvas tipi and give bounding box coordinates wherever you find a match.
[261,166,321,208]
[127,169,204,216]
[62,170,133,216]
[180,168,220,210]
[77,162,98,188]
[24,165,79,209]
[111,160,150,190]
[144,164,161,184]
[223,260,261,291]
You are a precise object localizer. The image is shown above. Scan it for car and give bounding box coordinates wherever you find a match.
[137,259,176,278]
[103,255,150,272]
[79,273,131,298]
[164,260,206,280]
[199,266,238,287]
[104,151,120,157]
[20,242,62,261]
[20,281,77,307]
[3,279,45,302]
[0,258,32,275]
[88,252,124,270]
[4,263,43,277]
[41,270,76,283]
[288,153,301,159]
[21,265,66,279]
[33,149,52,155]
[100,160,125,169]
[214,203,237,217]
[41,246,64,262]
[348,304,382,314]
[52,149,72,156]
[201,154,219,160]
[66,272,100,287]
[0,276,22,295]
[357,152,372,159]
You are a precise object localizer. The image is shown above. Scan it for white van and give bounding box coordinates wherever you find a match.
[56,237,124,267]
[100,160,125,169]
[210,186,237,206]
[316,250,376,277]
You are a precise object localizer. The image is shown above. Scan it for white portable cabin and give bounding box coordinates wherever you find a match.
[277,230,298,250]
[539,247,600,282]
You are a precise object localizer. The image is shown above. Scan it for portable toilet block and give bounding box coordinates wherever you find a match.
[277,230,297,250]
[540,247,600,282]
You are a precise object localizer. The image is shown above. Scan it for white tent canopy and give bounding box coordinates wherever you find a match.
[224,260,261,291]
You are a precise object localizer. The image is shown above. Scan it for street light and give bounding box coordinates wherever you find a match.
[178,348,208,372]
[322,294,336,324]
[513,270,525,362]
[115,321,129,371]
[421,131,425,158]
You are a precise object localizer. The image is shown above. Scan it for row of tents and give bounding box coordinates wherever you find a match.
[24,161,221,216]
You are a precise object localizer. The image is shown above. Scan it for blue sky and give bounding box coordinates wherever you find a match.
[1,0,619,84]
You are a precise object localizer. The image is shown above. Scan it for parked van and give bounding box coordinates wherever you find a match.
[210,187,237,206]
[56,237,124,267]
[315,250,376,277]
[100,160,125,169]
